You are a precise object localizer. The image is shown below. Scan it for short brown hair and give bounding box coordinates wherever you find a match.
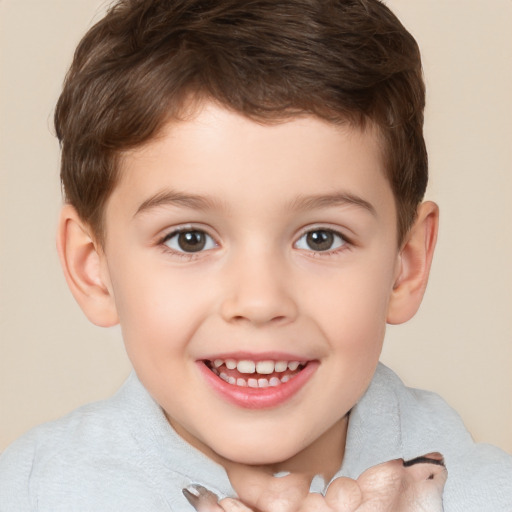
[55,0,427,244]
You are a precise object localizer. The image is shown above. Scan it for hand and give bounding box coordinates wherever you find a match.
[323,454,446,512]
[183,453,446,511]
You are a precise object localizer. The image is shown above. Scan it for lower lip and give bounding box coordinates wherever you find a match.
[197,360,319,409]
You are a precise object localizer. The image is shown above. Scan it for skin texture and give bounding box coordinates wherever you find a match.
[185,455,447,512]
[57,103,438,493]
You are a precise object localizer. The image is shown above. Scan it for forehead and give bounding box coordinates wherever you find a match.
[111,103,393,221]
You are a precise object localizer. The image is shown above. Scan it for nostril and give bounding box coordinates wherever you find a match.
[224,307,294,326]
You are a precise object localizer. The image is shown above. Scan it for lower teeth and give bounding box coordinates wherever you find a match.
[212,367,300,388]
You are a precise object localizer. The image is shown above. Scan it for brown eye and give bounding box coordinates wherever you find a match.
[178,231,206,252]
[164,230,216,253]
[295,229,346,252]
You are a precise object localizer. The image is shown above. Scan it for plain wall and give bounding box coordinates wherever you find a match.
[1,0,511,453]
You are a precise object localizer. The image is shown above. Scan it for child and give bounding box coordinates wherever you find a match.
[0,0,510,510]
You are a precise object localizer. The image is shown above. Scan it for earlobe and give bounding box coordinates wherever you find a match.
[387,201,439,325]
[56,204,119,327]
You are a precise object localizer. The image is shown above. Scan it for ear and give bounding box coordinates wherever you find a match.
[56,204,119,327]
[387,201,439,325]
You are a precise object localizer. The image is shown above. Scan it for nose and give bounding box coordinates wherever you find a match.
[219,250,298,327]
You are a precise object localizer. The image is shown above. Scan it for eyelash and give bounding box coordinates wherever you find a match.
[157,226,352,260]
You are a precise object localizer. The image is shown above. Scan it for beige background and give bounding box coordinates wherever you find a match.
[1,0,511,453]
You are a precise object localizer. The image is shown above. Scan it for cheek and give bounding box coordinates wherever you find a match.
[304,259,394,344]
[109,262,212,358]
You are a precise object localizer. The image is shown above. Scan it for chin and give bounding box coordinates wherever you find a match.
[213,438,299,467]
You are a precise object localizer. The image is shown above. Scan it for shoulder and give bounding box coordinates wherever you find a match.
[0,374,171,511]
[372,364,475,447]
[0,378,138,470]
[374,364,512,511]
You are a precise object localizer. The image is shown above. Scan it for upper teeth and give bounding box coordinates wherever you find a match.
[212,359,302,374]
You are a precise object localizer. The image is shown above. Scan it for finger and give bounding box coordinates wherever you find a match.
[357,459,404,496]
[403,452,447,499]
[403,452,446,482]
[183,484,223,512]
[232,471,310,512]
[354,459,406,511]
[400,475,446,512]
[355,457,447,512]
[403,453,445,469]
[324,477,362,511]
[297,493,333,512]
[218,497,257,511]
[401,454,447,512]
[258,474,312,512]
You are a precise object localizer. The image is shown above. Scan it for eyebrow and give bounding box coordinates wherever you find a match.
[134,189,376,217]
[288,192,377,216]
[134,189,221,217]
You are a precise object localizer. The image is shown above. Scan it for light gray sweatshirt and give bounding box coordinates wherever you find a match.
[1,364,511,511]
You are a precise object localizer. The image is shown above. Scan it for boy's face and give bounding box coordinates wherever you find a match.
[100,103,401,467]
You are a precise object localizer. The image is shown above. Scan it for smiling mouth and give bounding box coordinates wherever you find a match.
[204,358,307,388]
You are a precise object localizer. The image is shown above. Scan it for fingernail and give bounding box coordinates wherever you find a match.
[273,470,291,477]
[183,486,200,508]
[403,452,445,467]
[182,484,219,509]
